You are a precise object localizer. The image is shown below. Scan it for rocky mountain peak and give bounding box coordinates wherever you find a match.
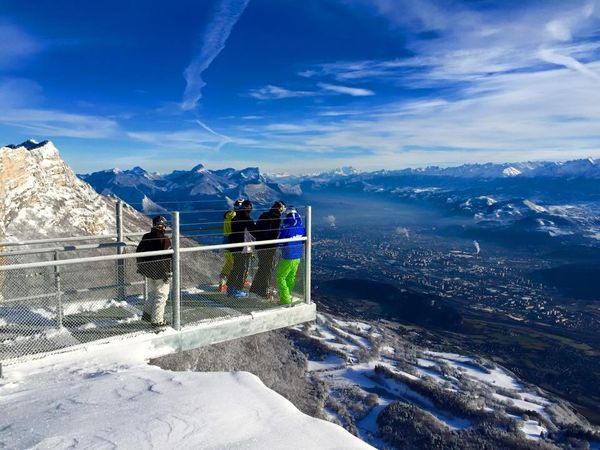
[191,163,206,173]
[0,140,147,240]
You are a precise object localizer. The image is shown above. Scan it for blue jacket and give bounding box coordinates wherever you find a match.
[278,212,306,260]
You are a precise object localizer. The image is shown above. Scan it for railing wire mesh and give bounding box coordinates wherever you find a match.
[0,237,307,363]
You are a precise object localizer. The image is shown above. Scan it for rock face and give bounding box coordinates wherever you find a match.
[0,138,220,295]
[0,140,148,241]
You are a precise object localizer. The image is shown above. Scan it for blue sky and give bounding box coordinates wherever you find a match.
[1,0,599,173]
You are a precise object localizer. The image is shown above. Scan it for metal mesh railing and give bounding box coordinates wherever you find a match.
[0,204,313,364]
[179,245,306,326]
[0,239,310,364]
[0,256,150,361]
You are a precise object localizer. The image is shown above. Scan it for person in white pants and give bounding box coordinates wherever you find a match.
[136,216,172,327]
[143,278,171,324]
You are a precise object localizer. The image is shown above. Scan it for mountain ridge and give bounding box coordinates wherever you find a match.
[0,140,149,241]
[267,157,599,182]
[80,162,299,211]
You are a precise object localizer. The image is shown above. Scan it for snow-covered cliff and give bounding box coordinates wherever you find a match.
[0,140,148,241]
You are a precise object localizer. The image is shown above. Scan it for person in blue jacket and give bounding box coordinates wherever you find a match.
[276,206,306,305]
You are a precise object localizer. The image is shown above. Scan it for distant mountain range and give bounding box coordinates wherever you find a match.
[5,139,593,244]
[389,157,599,179]
[268,157,600,182]
[78,157,599,213]
[80,164,301,212]
[267,159,600,245]
[76,153,600,243]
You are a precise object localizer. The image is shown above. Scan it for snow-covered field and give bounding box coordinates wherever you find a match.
[0,334,371,449]
[290,313,597,448]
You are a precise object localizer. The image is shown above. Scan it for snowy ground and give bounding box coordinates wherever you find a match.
[291,313,597,447]
[0,334,371,449]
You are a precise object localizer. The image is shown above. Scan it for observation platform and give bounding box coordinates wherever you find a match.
[0,204,315,370]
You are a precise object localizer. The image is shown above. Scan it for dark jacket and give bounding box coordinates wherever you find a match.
[229,211,256,252]
[136,228,172,280]
[253,208,282,249]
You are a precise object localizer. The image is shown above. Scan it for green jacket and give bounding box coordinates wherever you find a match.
[223,210,236,242]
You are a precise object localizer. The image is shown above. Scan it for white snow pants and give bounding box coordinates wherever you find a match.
[143,277,170,323]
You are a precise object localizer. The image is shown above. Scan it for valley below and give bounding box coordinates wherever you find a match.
[307,193,600,431]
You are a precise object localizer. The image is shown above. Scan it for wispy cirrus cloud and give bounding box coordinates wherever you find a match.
[249,82,375,100]
[229,60,600,172]
[182,0,251,111]
[0,21,41,68]
[1,108,118,138]
[317,82,374,96]
[228,0,600,172]
[128,129,222,151]
[0,78,118,138]
[538,48,600,82]
[309,0,600,86]
[127,126,256,151]
[249,84,315,100]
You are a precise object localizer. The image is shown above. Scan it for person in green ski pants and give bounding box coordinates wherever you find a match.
[276,207,306,305]
[277,259,301,305]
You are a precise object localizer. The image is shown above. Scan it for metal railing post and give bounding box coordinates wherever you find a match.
[304,206,312,305]
[116,201,125,302]
[143,277,148,304]
[171,211,181,330]
[54,250,63,329]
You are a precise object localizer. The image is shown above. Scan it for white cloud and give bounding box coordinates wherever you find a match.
[182,0,251,110]
[546,20,572,41]
[318,0,600,86]
[127,129,221,149]
[226,0,600,171]
[1,108,118,138]
[317,83,374,96]
[325,215,336,228]
[395,227,410,239]
[127,127,257,151]
[249,82,374,100]
[0,21,41,68]
[228,61,600,171]
[264,123,307,132]
[538,48,600,81]
[0,78,118,138]
[249,85,315,100]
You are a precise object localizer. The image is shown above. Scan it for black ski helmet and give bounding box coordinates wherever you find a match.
[233,199,244,210]
[241,199,253,211]
[273,201,286,213]
[152,215,168,229]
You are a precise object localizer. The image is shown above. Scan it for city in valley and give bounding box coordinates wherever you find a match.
[308,200,600,424]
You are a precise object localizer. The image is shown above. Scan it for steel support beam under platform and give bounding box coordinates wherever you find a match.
[1,303,316,369]
[152,302,316,356]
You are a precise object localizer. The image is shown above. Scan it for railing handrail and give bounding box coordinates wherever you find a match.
[0,242,126,258]
[0,236,307,272]
[0,231,148,248]
[179,236,307,254]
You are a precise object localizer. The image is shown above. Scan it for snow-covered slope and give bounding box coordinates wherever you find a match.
[503,166,522,177]
[0,140,148,241]
[0,334,370,449]
[290,312,599,448]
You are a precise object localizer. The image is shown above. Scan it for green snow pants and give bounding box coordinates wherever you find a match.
[276,258,300,305]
